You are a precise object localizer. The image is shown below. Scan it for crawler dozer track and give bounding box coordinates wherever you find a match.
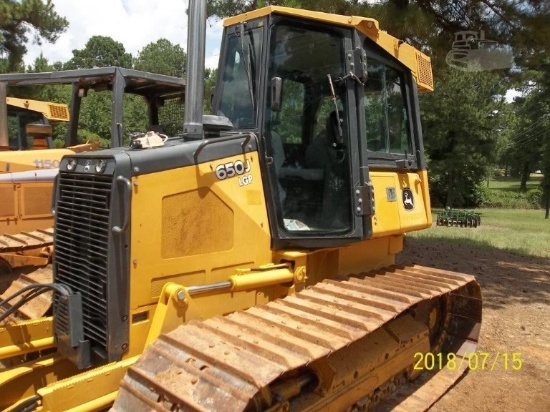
[0,228,54,254]
[113,265,481,411]
[0,228,54,270]
[0,229,54,321]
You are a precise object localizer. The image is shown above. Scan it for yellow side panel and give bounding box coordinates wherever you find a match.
[0,182,54,234]
[370,170,431,238]
[130,151,271,310]
[0,185,16,219]
[0,149,73,172]
[161,189,233,258]
[20,184,52,219]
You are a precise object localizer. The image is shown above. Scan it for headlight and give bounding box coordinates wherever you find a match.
[95,159,106,173]
[66,159,77,171]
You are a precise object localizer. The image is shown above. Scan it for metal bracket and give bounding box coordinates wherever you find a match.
[354,181,375,217]
[346,48,368,83]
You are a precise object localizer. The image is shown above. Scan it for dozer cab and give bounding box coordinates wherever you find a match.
[0,3,481,411]
[2,96,70,151]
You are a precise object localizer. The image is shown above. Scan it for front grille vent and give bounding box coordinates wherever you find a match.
[54,171,113,359]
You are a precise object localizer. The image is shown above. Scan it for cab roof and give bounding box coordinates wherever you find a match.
[224,6,433,92]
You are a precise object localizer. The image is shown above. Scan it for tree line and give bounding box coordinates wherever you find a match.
[2,0,550,209]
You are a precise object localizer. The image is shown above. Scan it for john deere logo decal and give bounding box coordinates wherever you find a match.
[403,188,414,210]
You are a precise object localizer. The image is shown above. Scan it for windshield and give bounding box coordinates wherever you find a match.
[265,21,352,234]
[217,26,262,129]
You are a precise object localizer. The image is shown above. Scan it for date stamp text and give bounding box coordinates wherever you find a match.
[413,352,523,371]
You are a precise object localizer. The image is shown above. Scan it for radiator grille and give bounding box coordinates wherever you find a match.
[417,54,434,90]
[54,172,113,354]
[48,103,70,121]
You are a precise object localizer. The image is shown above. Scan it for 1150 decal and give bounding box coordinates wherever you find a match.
[33,159,60,168]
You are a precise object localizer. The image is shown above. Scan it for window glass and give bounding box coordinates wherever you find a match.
[7,111,43,149]
[218,27,262,128]
[275,80,304,145]
[364,60,412,155]
[266,22,351,233]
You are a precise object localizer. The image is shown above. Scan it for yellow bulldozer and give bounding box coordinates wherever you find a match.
[0,96,74,271]
[0,3,482,411]
[2,96,70,151]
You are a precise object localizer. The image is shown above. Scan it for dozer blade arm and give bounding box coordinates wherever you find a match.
[0,317,54,360]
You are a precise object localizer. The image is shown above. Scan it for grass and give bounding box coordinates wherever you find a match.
[408,208,550,258]
[479,175,544,209]
[486,174,543,191]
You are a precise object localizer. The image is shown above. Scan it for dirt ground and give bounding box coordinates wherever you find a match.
[396,237,550,412]
[1,238,549,411]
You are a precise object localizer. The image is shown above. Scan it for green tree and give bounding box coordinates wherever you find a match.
[0,0,68,72]
[27,53,51,72]
[204,68,217,114]
[134,39,186,77]
[421,68,506,207]
[64,35,132,69]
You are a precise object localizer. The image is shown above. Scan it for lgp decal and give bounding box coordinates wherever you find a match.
[402,188,414,211]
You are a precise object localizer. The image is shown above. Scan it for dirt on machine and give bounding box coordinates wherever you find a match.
[0,3,481,411]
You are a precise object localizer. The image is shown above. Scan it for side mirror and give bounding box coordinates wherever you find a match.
[271,77,282,112]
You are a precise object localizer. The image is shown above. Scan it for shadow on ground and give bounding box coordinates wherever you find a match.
[397,237,550,310]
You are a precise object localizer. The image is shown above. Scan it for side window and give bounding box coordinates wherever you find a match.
[364,60,412,155]
[219,45,255,128]
[218,27,263,129]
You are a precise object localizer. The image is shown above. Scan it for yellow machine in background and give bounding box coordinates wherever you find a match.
[1,96,94,173]
[2,96,70,151]
[0,69,185,272]
[0,97,73,270]
[0,4,481,411]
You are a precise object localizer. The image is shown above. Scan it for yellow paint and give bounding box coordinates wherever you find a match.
[229,267,294,291]
[224,6,433,92]
[370,170,431,238]
[6,97,70,122]
[37,357,138,412]
[129,151,271,310]
[0,317,54,360]
[0,149,74,173]
[0,180,55,234]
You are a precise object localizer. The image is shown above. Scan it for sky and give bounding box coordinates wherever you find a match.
[24,0,522,102]
[24,0,223,70]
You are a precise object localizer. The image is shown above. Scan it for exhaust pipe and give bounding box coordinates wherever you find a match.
[183,0,206,139]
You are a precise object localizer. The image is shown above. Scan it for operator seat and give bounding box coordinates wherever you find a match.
[305,111,350,230]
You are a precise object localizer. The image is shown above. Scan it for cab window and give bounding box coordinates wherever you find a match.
[265,22,352,233]
[364,60,412,156]
[218,26,263,129]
